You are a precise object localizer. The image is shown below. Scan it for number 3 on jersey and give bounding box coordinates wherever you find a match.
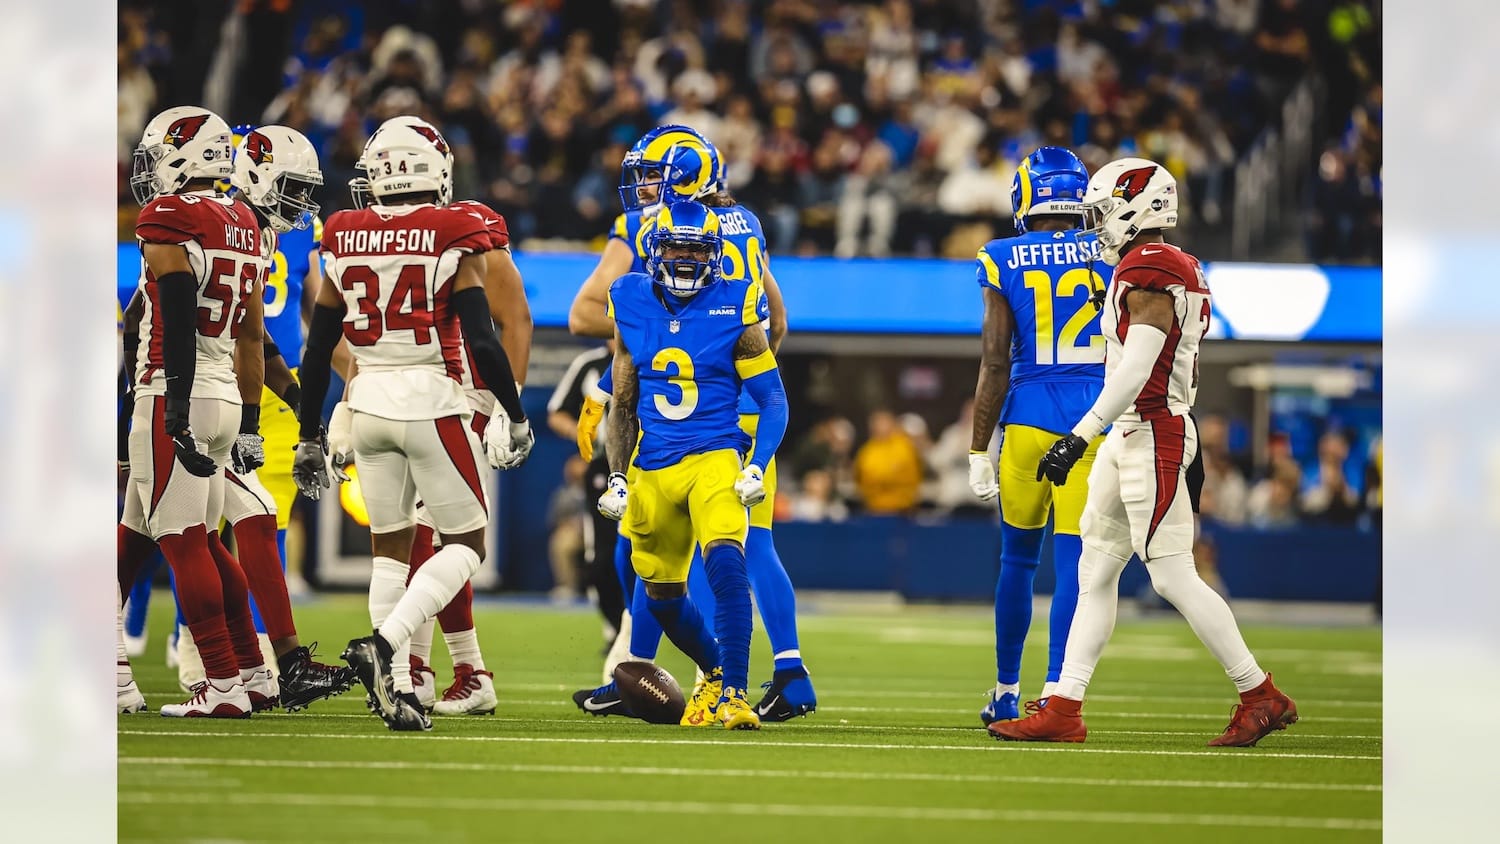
[652,347,698,420]
[1022,267,1105,365]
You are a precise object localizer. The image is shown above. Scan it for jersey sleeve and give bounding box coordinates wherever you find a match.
[975,246,1003,292]
[318,211,346,259]
[1113,247,1206,294]
[135,196,198,245]
[310,215,324,248]
[742,280,769,326]
[439,206,493,255]
[609,213,629,242]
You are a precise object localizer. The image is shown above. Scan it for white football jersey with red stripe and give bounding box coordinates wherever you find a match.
[134,190,266,403]
[319,202,492,421]
[1099,242,1212,423]
[448,199,512,417]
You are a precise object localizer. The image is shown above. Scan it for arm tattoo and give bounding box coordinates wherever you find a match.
[971,288,1012,452]
[734,325,770,359]
[607,349,639,476]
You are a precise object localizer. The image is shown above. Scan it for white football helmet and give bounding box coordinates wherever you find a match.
[1081,157,1179,265]
[231,125,323,233]
[130,106,234,206]
[352,116,453,208]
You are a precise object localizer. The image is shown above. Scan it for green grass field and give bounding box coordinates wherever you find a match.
[118,593,1381,843]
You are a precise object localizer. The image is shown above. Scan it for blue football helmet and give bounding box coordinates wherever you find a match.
[645,201,723,298]
[1011,146,1089,234]
[619,124,721,211]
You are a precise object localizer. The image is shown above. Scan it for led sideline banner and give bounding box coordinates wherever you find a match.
[117,246,1382,343]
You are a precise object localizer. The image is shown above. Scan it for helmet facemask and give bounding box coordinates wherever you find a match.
[265,170,323,233]
[648,232,721,298]
[1081,195,1137,266]
[129,144,169,206]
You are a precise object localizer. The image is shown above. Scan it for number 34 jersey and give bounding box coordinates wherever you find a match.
[319,203,493,421]
[607,272,769,471]
[134,190,266,403]
[975,230,1112,436]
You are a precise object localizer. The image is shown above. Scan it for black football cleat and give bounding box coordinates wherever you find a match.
[342,633,405,728]
[572,681,637,718]
[279,643,357,712]
[753,667,818,722]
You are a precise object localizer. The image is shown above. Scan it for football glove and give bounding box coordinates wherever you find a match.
[576,393,607,462]
[968,452,998,501]
[734,465,767,507]
[292,434,332,500]
[597,472,628,521]
[231,433,266,475]
[327,401,354,482]
[164,397,217,478]
[484,413,535,469]
[1036,434,1090,486]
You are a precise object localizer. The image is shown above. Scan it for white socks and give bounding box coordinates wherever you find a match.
[409,618,435,664]
[369,555,413,692]
[443,629,484,670]
[603,609,633,683]
[995,682,1020,699]
[1055,544,1131,700]
[378,544,480,652]
[116,588,136,687]
[1144,552,1264,692]
[1040,681,1058,699]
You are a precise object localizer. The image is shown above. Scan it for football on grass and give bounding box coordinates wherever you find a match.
[612,662,686,724]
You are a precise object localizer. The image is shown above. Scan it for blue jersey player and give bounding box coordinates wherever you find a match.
[967,147,1111,724]
[597,201,790,730]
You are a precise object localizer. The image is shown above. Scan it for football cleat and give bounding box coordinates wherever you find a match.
[1208,674,1298,747]
[434,664,497,716]
[980,688,1020,725]
[363,689,433,732]
[988,695,1086,742]
[243,666,280,712]
[572,681,637,718]
[342,633,403,729]
[753,667,817,722]
[118,676,148,715]
[717,688,762,731]
[680,667,723,727]
[410,655,437,712]
[279,644,357,712]
[160,678,251,718]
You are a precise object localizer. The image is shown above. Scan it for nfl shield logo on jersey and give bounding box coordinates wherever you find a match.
[669,319,681,334]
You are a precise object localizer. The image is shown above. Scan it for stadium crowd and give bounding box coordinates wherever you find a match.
[118,0,1380,261]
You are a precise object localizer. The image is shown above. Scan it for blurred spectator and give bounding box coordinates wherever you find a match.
[938,141,1010,220]
[853,410,924,515]
[835,141,900,258]
[1302,430,1362,525]
[789,469,849,523]
[929,400,992,514]
[1197,415,1249,526]
[548,456,588,603]
[1247,458,1302,529]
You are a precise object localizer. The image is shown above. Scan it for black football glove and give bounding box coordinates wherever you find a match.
[164,397,217,478]
[1036,434,1089,486]
[292,430,332,500]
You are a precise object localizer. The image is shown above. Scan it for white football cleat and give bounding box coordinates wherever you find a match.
[118,677,147,714]
[160,678,251,718]
[410,656,437,713]
[433,664,496,716]
[243,666,279,712]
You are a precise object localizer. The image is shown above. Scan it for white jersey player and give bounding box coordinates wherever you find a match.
[291,116,533,731]
[991,158,1299,748]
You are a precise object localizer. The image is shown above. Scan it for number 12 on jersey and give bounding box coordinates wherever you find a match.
[1021,268,1106,365]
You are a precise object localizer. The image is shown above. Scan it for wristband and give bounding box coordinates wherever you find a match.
[240,403,261,435]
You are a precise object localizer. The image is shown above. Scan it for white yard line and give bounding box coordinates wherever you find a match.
[121,756,1382,792]
[116,729,1381,761]
[115,790,1381,831]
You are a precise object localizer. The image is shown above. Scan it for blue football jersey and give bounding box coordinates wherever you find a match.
[613,204,772,415]
[975,230,1111,435]
[263,216,321,368]
[608,271,769,470]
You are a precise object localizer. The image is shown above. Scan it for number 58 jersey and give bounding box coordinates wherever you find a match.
[319,203,493,421]
[976,230,1112,435]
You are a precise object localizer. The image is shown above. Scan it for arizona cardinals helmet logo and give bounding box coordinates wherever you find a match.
[164,115,211,148]
[1112,166,1157,201]
[407,123,450,155]
[243,131,275,165]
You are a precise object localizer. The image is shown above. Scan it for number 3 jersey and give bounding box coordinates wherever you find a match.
[319,203,493,421]
[976,230,1112,435]
[607,272,769,471]
[1100,242,1212,423]
[134,190,266,403]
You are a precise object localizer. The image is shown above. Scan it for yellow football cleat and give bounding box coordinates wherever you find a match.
[680,667,723,727]
[718,688,762,731]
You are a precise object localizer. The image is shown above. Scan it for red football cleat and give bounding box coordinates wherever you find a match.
[988,695,1087,742]
[1208,673,1298,747]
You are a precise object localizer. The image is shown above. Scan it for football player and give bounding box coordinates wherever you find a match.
[598,200,790,729]
[293,116,532,731]
[119,105,275,717]
[990,158,1298,747]
[571,126,816,722]
[966,147,1109,724]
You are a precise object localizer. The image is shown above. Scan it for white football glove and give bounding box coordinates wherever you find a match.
[484,413,535,469]
[597,472,629,521]
[734,465,767,507]
[327,401,354,483]
[968,452,999,502]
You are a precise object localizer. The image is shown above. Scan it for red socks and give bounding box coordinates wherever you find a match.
[117,524,158,598]
[157,526,237,679]
[207,531,265,671]
[232,514,297,643]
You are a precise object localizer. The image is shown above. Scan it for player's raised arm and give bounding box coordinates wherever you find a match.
[484,246,533,384]
[569,237,636,337]
[231,269,268,473]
